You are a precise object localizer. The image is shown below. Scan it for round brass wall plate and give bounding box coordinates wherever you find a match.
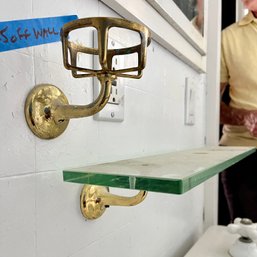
[24,84,69,139]
[80,185,109,220]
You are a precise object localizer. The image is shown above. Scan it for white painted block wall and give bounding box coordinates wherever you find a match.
[0,0,207,256]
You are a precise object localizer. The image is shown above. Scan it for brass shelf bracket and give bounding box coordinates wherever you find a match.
[80,185,147,220]
[24,17,151,139]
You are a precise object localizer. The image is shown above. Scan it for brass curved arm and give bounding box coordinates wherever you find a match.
[100,188,147,207]
[53,74,114,122]
[80,185,147,220]
[24,74,114,139]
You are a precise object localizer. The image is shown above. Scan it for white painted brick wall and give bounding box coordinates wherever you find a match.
[0,1,206,256]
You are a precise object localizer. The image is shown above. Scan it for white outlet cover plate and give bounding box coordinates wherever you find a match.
[93,30,125,122]
[184,77,195,126]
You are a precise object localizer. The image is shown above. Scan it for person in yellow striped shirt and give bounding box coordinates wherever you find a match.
[220,0,257,223]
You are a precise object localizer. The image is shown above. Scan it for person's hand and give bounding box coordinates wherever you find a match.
[196,0,204,29]
[244,110,257,137]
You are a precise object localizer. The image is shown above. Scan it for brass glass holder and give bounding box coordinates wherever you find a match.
[24,17,151,139]
[80,185,147,220]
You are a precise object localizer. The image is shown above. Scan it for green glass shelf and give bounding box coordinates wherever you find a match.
[63,146,256,194]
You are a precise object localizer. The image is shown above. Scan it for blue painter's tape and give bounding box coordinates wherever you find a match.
[0,15,78,52]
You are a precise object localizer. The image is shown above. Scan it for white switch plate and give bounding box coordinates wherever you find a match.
[184,77,195,126]
[93,31,125,122]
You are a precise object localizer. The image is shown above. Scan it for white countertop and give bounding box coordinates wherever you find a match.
[184,225,239,257]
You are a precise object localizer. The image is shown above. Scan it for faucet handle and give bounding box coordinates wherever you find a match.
[228,218,257,257]
[228,218,257,242]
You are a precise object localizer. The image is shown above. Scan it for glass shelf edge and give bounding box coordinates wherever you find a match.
[63,146,256,195]
[181,147,256,193]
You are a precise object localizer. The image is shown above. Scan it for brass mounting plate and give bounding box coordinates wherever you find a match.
[24,84,69,139]
[80,185,109,220]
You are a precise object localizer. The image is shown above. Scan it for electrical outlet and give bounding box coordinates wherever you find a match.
[93,31,125,122]
[184,77,195,126]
